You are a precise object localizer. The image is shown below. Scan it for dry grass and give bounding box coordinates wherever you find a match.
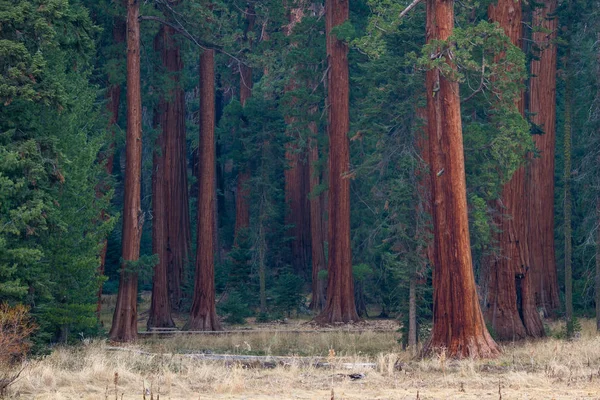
[4,320,600,399]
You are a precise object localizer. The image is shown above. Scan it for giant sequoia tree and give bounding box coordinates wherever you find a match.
[483,0,544,341]
[527,0,560,314]
[109,0,143,342]
[422,0,499,358]
[315,0,359,324]
[185,49,222,331]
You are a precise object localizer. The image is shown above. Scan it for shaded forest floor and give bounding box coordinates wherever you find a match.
[5,296,600,400]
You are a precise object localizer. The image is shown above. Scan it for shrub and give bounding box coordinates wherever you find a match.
[0,303,37,365]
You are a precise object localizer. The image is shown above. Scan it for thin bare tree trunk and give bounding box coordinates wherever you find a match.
[597,198,600,331]
[422,0,499,358]
[315,0,359,325]
[96,15,125,321]
[109,0,142,342]
[186,49,222,331]
[563,50,573,322]
[408,276,417,352]
[234,7,255,237]
[309,133,327,312]
[527,0,560,314]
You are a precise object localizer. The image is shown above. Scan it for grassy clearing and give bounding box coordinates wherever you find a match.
[4,320,600,399]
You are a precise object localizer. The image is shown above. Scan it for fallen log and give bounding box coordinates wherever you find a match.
[104,347,377,370]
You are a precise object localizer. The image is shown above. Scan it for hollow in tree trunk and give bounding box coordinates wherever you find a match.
[527,0,560,315]
[109,0,142,342]
[422,0,500,358]
[314,0,359,325]
[186,49,222,331]
[483,0,544,341]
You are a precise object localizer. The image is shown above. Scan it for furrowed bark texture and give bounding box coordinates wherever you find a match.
[422,0,500,358]
[527,0,560,313]
[284,5,312,278]
[483,0,544,341]
[315,0,359,324]
[156,24,191,312]
[234,8,255,236]
[97,15,125,321]
[309,133,327,312]
[147,26,179,329]
[186,49,222,331]
[109,0,142,342]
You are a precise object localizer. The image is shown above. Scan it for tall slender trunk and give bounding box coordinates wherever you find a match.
[234,7,255,237]
[315,0,359,325]
[309,133,327,312]
[109,0,142,342]
[422,0,499,358]
[527,0,560,314]
[96,14,126,322]
[596,198,600,331]
[186,49,222,331]
[483,0,544,340]
[284,5,312,278]
[563,44,573,322]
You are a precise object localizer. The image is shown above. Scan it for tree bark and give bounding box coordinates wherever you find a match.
[527,0,560,314]
[148,113,175,329]
[96,15,125,322]
[422,0,500,358]
[408,276,417,352]
[308,133,327,312]
[186,49,222,331]
[483,0,544,341]
[314,0,359,325]
[109,0,142,342]
[157,24,191,312]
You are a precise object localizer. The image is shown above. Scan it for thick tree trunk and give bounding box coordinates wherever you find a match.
[186,49,222,331]
[314,0,359,325]
[309,134,327,312]
[96,15,126,322]
[155,24,191,312]
[109,0,142,342]
[422,0,499,358]
[483,0,545,341]
[147,26,179,329]
[148,108,175,329]
[527,0,560,314]
[234,8,255,237]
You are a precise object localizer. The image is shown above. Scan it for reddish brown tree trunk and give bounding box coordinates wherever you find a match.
[234,8,255,237]
[308,133,327,312]
[314,0,359,325]
[147,26,178,329]
[109,0,142,342]
[185,49,222,331]
[483,0,544,341]
[148,105,174,329]
[151,24,191,311]
[527,0,560,314]
[96,16,125,321]
[422,0,499,358]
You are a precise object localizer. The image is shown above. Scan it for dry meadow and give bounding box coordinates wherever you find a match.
[3,320,600,399]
